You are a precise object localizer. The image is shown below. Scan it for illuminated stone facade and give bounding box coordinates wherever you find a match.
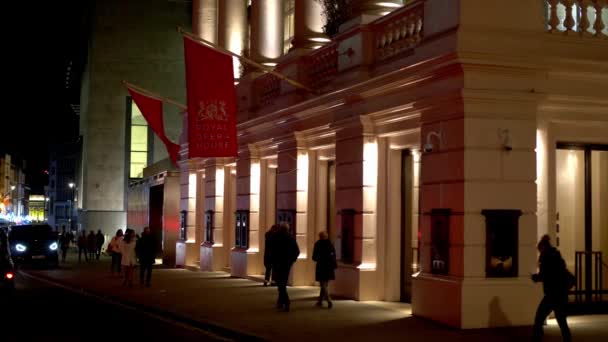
[128,0,608,329]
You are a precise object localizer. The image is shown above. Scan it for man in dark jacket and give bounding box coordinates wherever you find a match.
[312,231,337,308]
[136,227,156,287]
[271,222,300,312]
[531,235,571,342]
[263,225,279,286]
[95,230,104,260]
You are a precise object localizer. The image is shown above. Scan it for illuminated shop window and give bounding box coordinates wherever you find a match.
[129,101,149,179]
[283,0,295,54]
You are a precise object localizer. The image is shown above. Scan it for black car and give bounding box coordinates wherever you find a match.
[0,229,15,294]
[8,224,59,268]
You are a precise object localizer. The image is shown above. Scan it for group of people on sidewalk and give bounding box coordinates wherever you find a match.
[107,227,156,288]
[263,222,337,312]
[57,228,105,263]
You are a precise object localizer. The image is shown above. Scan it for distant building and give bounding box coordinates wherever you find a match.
[0,153,27,218]
[28,195,46,222]
[78,0,190,236]
[47,142,81,231]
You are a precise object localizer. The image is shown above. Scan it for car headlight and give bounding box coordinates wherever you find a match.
[49,242,58,251]
[15,243,27,252]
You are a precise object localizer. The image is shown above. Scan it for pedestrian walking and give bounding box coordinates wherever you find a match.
[95,230,104,260]
[108,229,124,274]
[87,231,96,261]
[59,227,70,263]
[271,222,300,312]
[312,231,337,309]
[263,224,279,286]
[120,229,137,287]
[77,231,88,262]
[136,226,156,287]
[531,234,574,342]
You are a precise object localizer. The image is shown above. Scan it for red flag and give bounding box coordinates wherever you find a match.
[127,88,180,165]
[184,36,238,158]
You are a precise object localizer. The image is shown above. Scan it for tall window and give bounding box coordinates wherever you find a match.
[128,99,149,179]
[283,0,295,54]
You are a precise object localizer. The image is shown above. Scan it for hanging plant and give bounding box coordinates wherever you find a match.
[316,0,352,37]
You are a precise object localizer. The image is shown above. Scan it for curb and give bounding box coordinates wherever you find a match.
[21,271,267,342]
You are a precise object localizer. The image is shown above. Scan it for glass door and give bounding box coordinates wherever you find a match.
[556,144,608,303]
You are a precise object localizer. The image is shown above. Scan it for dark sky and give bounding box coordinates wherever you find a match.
[5,1,88,193]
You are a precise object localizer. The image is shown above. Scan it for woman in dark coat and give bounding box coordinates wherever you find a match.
[263,225,279,286]
[271,223,300,312]
[312,231,337,308]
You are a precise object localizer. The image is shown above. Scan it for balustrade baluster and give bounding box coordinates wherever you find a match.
[549,0,560,32]
[564,0,576,33]
[579,0,591,34]
[594,0,607,36]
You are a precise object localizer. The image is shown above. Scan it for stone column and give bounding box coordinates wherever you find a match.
[218,0,248,79]
[250,0,284,65]
[351,0,402,17]
[292,0,329,50]
[193,0,218,42]
[341,0,402,31]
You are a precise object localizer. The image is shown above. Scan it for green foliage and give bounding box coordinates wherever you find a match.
[316,0,352,37]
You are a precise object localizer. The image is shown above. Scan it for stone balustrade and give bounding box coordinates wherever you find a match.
[546,0,608,37]
[373,0,424,61]
[306,43,339,90]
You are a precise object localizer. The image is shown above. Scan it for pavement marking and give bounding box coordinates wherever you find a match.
[20,271,235,342]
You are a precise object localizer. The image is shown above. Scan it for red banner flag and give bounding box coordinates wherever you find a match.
[127,88,180,165]
[184,36,238,158]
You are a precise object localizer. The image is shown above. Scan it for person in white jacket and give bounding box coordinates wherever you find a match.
[108,229,123,274]
[120,229,137,287]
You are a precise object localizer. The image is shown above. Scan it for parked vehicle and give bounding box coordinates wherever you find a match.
[8,224,59,268]
[0,229,15,295]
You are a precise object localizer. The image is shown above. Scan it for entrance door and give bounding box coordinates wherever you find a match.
[400,150,415,302]
[149,185,164,259]
[556,144,608,303]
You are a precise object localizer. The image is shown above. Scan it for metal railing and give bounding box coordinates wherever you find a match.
[573,251,605,304]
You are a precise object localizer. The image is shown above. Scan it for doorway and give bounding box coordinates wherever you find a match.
[149,185,164,259]
[556,143,608,303]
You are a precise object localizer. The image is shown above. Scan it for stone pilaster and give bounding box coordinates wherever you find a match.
[412,86,541,328]
[231,147,264,277]
[176,159,201,267]
[276,135,314,285]
[332,118,379,300]
[200,159,228,271]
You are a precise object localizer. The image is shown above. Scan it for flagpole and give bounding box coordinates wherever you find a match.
[122,80,188,111]
[177,27,316,94]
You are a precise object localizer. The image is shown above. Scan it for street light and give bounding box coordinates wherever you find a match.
[68,182,75,230]
[9,185,16,217]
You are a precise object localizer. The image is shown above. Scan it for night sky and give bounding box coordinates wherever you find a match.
[6,2,88,193]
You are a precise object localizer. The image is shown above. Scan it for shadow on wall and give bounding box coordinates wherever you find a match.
[488,296,512,327]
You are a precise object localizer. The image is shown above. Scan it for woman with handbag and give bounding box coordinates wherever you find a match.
[312,231,337,309]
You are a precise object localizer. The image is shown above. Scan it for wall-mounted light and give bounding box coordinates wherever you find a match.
[499,129,512,151]
[423,131,442,153]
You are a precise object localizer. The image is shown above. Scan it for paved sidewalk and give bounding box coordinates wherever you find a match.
[25,255,608,342]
